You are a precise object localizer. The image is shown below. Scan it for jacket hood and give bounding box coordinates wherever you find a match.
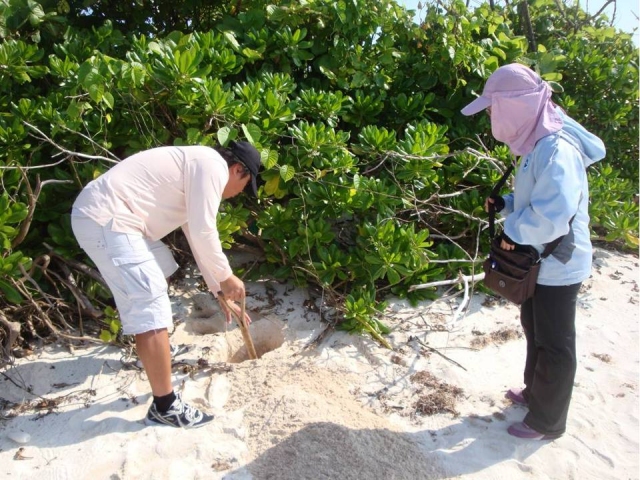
[558,110,606,168]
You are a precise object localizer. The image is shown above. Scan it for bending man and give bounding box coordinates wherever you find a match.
[72,141,262,428]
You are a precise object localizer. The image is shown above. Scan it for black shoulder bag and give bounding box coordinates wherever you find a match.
[483,165,570,304]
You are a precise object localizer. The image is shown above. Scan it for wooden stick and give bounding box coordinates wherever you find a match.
[225,297,258,360]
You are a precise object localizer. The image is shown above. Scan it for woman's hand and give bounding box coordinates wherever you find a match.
[499,232,516,251]
[485,195,505,213]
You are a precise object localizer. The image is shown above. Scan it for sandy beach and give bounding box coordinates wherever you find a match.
[1,246,638,479]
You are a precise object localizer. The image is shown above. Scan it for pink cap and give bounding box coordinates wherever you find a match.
[461,64,543,116]
[461,63,563,156]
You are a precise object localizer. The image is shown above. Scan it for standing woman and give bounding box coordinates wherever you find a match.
[461,63,606,440]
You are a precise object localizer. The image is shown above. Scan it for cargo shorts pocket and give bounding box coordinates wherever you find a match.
[111,252,168,301]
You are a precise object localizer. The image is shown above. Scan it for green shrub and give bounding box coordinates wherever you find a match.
[0,0,636,348]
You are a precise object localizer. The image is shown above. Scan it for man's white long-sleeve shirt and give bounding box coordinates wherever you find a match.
[72,146,233,294]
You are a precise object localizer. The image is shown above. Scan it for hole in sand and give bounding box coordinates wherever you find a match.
[208,316,286,364]
[180,294,287,363]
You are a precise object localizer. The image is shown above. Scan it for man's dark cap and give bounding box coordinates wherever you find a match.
[229,140,261,197]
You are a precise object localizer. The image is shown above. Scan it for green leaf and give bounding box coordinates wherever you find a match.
[264,149,278,169]
[66,101,82,119]
[148,42,164,56]
[386,267,401,285]
[541,72,562,82]
[242,124,262,144]
[279,165,295,182]
[364,254,383,265]
[547,81,564,93]
[223,31,240,50]
[625,232,639,246]
[0,278,22,304]
[241,48,263,60]
[217,127,231,146]
[99,330,113,342]
[484,56,500,70]
[27,0,46,26]
[374,319,391,335]
[109,319,120,334]
[102,92,114,109]
[88,83,104,103]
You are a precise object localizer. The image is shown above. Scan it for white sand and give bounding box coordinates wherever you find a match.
[1,247,638,479]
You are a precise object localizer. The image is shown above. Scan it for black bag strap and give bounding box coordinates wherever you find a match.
[488,164,514,239]
[488,163,575,259]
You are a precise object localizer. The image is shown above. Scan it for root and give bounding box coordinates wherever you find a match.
[0,311,21,365]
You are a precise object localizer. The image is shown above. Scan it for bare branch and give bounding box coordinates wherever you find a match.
[43,243,108,288]
[0,121,120,171]
[450,272,471,325]
[59,125,121,161]
[408,271,485,292]
[11,169,37,249]
[11,173,72,249]
[47,265,104,320]
[12,272,102,344]
[412,336,467,371]
[518,1,537,52]
[588,0,616,24]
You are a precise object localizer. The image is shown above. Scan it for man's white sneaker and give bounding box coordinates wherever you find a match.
[145,393,214,429]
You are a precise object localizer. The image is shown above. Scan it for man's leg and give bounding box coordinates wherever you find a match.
[136,328,173,396]
[72,217,212,428]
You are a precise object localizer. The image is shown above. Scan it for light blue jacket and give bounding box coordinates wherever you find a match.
[500,110,606,286]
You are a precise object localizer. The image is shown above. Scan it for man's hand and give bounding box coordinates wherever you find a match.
[217,295,252,326]
[219,274,245,302]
